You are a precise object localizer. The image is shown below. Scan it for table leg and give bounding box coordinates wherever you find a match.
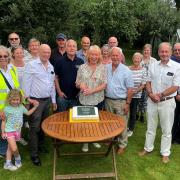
[105,136,118,156]
[112,145,118,180]
[53,146,56,180]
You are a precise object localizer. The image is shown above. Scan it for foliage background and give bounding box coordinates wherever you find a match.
[0,0,179,53]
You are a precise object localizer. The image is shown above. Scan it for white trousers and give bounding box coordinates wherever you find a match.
[144,98,176,156]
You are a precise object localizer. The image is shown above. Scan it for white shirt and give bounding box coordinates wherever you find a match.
[147,60,180,97]
[22,58,56,103]
[24,54,39,64]
[16,66,25,89]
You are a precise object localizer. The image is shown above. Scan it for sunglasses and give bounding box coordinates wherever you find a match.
[0,55,9,59]
[9,38,19,41]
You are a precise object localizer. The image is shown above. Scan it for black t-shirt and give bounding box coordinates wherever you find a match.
[50,47,66,66]
[54,54,84,99]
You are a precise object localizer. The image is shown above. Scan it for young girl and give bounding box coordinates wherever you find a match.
[1,89,39,171]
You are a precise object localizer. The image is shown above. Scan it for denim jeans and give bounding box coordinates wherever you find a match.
[0,120,8,155]
[128,98,139,131]
[57,96,79,112]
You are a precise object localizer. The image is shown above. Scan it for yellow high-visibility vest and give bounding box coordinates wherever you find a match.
[0,66,20,110]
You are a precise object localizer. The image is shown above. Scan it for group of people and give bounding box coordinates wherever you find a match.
[0,32,179,172]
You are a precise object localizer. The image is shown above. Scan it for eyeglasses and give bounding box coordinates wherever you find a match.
[9,38,19,41]
[0,55,9,59]
[174,49,180,52]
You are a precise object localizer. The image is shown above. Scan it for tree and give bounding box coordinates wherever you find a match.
[175,0,180,11]
[0,0,179,48]
[0,0,72,47]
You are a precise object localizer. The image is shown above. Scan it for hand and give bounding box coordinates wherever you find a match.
[0,111,5,121]
[33,101,39,107]
[149,93,160,103]
[28,99,39,106]
[82,88,93,96]
[52,103,57,111]
[1,132,7,139]
[123,103,130,115]
[176,94,180,101]
[80,83,88,92]
[58,91,67,98]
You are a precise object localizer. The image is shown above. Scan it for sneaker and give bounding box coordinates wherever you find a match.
[82,143,89,152]
[127,130,133,137]
[24,122,29,129]
[19,138,28,146]
[93,143,101,149]
[15,160,22,168]
[4,162,18,171]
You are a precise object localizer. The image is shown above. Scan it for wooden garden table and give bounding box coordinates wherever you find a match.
[42,111,125,180]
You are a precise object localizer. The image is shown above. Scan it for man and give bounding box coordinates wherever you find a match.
[8,32,30,57]
[55,39,84,112]
[108,36,125,64]
[50,33,67,66]
[105,47,134,154]
[108,36,119,48]
[139,42,180,163]
[171,42,180,63]
[24,38,40,63]
[22,44,57,166]
[171,43,180,144]
[76,36,91,63]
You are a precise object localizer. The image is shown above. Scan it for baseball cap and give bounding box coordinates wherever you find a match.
[56,33,67,40]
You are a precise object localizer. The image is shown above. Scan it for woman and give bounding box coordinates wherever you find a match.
[11,46,29,145]
[101,44,112,64]
[11,46,25,88]
[76,45,107,152]
[137,44,157,122]
[0,45,21,157]
[127,53,146,137]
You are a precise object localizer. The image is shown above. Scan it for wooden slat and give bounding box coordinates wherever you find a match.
[56,172,115,179]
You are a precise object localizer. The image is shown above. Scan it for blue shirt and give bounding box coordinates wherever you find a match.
[76,49,87,63]
[22,59,56,103]
[105,63,134,99]
[171,55,180,64]
[54,54,84,99]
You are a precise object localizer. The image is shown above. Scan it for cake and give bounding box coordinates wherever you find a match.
[69,106,99,122]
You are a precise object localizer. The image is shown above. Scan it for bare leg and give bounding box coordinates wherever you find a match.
[7,138,19,158]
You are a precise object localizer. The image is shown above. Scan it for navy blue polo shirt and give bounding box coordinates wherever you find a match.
[50,47,66,66]
[54,54,84,99]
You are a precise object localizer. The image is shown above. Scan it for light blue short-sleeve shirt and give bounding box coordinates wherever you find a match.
[105,63,134,99]
[4,105,28,132]
[76,49,87,63]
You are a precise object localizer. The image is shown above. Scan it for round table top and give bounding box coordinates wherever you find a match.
[42,111,125,143]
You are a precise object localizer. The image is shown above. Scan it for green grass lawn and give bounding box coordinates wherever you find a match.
[0,120,179,180]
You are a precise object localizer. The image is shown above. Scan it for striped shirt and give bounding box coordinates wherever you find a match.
[140,57,157,76]
[130,68,147,98]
